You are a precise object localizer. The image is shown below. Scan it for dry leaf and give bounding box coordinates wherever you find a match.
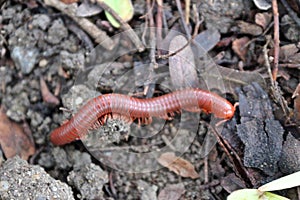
[193,29,221,56]
[169,35,199,89]
[0,107,35,160]
[40,77,60,105]
[216,36,236,48]
[255,12,272,30]
[157,152,199,179]
[236,21,263,36]
[232,37,250,61]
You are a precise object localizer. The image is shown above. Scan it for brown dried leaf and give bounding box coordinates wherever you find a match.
[236,21,263,36]
[216,36,236,48]
[255,12,272,30]
[158,183,185,200]
[157,152,199,179]
[169,35,199,89]
[40,77,60,105]
[0,107,35,160]
[232,37,250,61]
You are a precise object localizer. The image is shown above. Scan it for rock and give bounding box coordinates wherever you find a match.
[31,14,51,30]
[0,156,74,200]
[11,46,39,74]
[46,19,68,44]
[67,163,108,200]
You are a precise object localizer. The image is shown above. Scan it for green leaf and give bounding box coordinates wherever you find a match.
[227,189,290,200]
[101,0,134,28]
[227,189,261,200]
[258,171,300,192]
[264,192,290,200]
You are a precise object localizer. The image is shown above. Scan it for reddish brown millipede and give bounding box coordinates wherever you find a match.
[50,88,235,145]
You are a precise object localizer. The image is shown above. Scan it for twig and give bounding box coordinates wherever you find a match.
[156,0,163,53]
[156,36,194,59]
[185,0,190,25]
[263,37,275,86]
[192,3,203,38]
[279,63,300,68]
[44,0,114,50]
[92,0,145,52]
[202,121,254,187]
[280,0,300,27]
[147,0,157,67]
[272,0,280,80]
[109,172,117,197]
[263,37,291,119]
[204,156,208,183]
[175,0,191,39]
[161,4,169,36]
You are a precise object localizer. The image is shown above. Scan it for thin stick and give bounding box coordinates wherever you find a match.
[272,0,280,81]
[192,3,203,38]
[147,0,157,67]
[44,0,114,50]
[202,121,254,187]
[156,0,163,54]
[92,0,145,52]
[157,36,194,59]
[175,0,191,39]
[263,38,291,118]
[185,0,190,25]
[279,63,300,68]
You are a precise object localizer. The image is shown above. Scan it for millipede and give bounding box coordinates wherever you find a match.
[50,88,235,145]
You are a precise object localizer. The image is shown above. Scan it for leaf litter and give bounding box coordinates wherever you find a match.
[0,106,35,160]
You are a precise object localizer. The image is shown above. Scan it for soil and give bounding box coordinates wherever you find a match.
[0,0,299,200]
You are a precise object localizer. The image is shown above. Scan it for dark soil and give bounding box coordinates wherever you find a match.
[0,0,299,199]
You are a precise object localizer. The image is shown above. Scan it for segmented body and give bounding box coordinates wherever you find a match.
[50,88,235,145]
